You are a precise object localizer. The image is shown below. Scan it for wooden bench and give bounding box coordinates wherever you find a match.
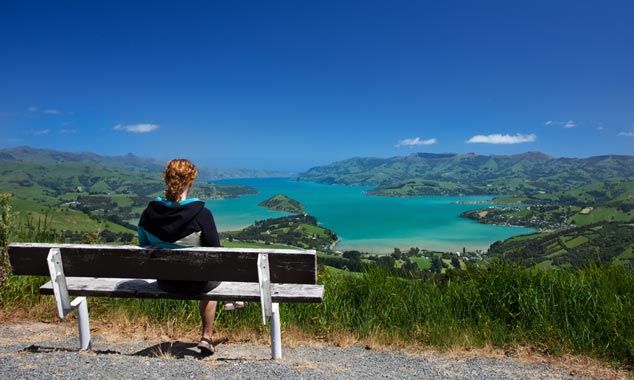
[8,242,324,359]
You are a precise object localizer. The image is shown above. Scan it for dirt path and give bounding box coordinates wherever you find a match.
[0,321,627,380]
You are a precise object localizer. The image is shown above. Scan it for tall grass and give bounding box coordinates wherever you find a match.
[313,264,634,365]
[2,263,633,366]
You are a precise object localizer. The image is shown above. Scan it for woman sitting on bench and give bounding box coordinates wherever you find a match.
[137,158,244,355]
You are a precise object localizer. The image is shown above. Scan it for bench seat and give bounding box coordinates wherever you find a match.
[40,278,324,302]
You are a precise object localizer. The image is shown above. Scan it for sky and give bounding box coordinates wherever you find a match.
[1,0,633,172]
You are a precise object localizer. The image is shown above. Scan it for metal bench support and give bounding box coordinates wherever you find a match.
[46,248,91,350]
[257,253,282,359]
[270,302,282,359]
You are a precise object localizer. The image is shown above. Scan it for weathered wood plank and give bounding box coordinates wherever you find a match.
[39,278,324,303]
[10,242,316,254]
[9,243,317,284]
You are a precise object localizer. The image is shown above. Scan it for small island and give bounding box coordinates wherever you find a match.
[259,194,305,214]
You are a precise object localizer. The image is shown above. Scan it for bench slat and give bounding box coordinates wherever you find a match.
[39,278,324,303]
[9,243,318,284]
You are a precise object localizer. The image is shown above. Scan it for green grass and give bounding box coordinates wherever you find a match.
[4,263,633,367]
[109,194,135,207]
[298,224,327,236]
[614,245,634,266]
[9,197,131,233]
[546,249,566,258]
[324,266,363,278]
[564,236,589,249]
[572,207,634,226]
[535,260,553,270]
[409,256,431,270]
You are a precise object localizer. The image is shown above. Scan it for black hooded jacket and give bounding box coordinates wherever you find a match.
[137,198,220,248]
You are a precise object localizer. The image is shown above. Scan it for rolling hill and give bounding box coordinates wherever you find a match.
[299,152,634,196]
[3,147,632,269]
[0,147,269,243]
[0,146,291,181]
[487,222,634,269]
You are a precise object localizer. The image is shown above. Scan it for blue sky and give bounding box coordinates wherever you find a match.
[1,1,633,171]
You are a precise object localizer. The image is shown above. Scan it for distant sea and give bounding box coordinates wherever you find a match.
[206,178,535,253]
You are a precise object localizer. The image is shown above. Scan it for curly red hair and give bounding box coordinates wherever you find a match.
[163,159,198,202]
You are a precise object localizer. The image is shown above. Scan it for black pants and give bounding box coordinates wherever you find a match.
[156,280,221,295]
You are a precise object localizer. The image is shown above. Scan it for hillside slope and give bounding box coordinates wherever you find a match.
[488,222,634,269]
[299,152,634,196]
[0,146,290,181]
[0,148,260,243]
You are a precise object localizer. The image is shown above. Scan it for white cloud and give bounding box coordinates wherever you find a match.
[618,131,634,137]
[31,129,51,136]
[467,133,537,144]
[60,129,77,134]
[113,123,159,133]
[395,137,438,147]
[26,106,67,115]
[544,119,577,128]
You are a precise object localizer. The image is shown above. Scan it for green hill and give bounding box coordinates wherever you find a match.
[0,148,262,243]
[300,152,634,196]
[461,181,634,230]
[223,214,338,251]
[0,146,291,181]
[487,222,634,269]
[258,194,305,214]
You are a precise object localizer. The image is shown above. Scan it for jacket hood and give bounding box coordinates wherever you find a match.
[139,199,206,242]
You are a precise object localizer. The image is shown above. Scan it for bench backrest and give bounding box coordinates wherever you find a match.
[8,243,318,284]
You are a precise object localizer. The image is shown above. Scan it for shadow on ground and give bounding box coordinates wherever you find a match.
[21,337,270,362]
[132,337,228,359]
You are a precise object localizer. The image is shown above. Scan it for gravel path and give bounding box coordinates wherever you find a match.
[0,322,615,379]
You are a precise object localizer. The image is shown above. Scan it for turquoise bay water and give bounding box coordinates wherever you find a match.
[206,178,534,253]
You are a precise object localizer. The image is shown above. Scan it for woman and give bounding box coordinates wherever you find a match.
[138,158,243,355]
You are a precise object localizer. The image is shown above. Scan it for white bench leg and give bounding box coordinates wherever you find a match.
[72,297,91,350]
[270,303,282,359]
[48,248,92,350]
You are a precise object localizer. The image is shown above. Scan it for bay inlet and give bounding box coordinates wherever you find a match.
[206,178,534,253]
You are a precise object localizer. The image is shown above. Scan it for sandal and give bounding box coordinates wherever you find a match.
[223,301,247,311]
[197,337,214,355]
